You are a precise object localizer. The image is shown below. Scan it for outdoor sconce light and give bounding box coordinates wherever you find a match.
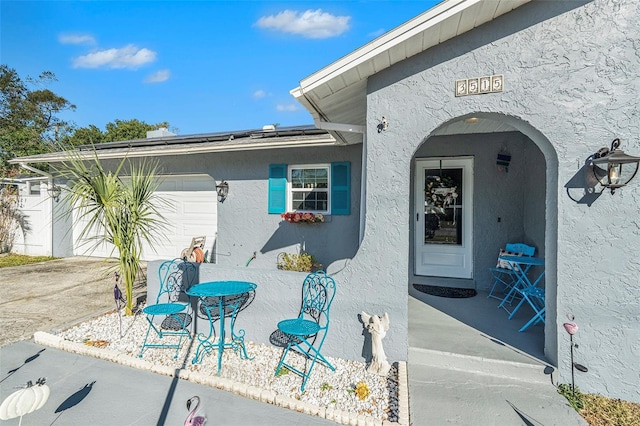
[591,138,640,194]
[47,183,61,202]
[216,180,229,202]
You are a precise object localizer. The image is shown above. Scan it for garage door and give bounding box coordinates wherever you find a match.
[72,174,218,262]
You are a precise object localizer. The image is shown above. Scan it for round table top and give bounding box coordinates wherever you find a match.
[186,281,257,297]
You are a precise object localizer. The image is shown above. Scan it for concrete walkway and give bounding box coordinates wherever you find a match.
[408,292,587,425]
[0,339,334,425]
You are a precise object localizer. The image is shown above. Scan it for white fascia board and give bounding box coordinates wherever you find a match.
[10,137,338,164]
[297,0,482,93]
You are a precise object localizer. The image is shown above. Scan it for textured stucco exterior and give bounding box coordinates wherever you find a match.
[359,0,639,402]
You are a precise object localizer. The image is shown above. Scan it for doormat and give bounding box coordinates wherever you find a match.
[413,284,477,298]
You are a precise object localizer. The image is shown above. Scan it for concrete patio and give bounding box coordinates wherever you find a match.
[408,289,585,425]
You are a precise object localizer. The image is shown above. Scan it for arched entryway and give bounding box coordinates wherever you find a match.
[408,112,558,373]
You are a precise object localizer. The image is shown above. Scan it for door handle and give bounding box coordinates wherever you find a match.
[417,212,419,221]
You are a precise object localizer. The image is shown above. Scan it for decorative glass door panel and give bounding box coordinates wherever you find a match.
[415,158,474,278]
[423,168,463,245]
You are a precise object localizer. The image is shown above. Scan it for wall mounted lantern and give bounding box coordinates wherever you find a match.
[216,180,229,202]
[591,138,640,194]
[47,183,61,202]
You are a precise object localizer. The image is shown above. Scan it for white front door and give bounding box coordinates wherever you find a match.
[415,157,474,278]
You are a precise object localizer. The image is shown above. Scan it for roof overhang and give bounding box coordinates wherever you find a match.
[10,127,337,164]
[291,0,531,145]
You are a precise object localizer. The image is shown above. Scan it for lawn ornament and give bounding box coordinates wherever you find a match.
[563,314,588,397]
[360,311,391,376]
[0,377,50,425]
[185,396,206,426]
[114,272,126,337]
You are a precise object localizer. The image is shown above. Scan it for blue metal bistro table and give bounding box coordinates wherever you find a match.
[186,281,257,374]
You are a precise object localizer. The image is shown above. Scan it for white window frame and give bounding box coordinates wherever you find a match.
[287,163,331,213]
[27,181,42,196]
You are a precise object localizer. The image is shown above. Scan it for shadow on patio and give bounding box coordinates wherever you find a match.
[408,288,548,367]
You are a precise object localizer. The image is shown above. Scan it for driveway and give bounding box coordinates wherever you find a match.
[0,257,146,347]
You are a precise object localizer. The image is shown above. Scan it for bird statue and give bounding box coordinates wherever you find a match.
[114,273,127,337]
[0,377,50,426]
[185,396,206,426]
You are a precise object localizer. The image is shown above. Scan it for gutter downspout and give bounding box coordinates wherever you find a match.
[18,163,55,257]
[19,163,52,180]
[359,132,367,245]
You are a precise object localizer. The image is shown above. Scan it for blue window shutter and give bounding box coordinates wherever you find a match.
[331,162,350,215]
[268,164,287,214]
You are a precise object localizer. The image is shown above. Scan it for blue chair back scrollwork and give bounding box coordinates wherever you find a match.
[139,258,196,359]
[275,271,336,391]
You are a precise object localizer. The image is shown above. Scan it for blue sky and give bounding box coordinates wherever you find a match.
[2,1,440,136]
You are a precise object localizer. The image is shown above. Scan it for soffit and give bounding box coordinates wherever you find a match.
[291,0,531,145]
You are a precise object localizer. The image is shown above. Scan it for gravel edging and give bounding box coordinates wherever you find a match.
[33,331,409,426]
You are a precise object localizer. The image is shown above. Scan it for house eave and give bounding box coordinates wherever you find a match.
[9,133,339,164]
[290,0,531,143]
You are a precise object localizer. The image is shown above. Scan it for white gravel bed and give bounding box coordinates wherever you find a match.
[56,308,400,423]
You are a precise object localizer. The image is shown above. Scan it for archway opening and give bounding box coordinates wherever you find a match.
[408,112,558,370]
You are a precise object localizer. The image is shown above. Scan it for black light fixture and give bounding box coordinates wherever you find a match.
[216,180,229,202]
[591,138,640,194]
[46,183,61,202]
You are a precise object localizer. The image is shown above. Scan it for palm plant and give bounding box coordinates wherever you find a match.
[56,152,167,315]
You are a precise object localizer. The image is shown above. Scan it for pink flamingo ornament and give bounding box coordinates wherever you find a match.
[185,396,206,426]
[563,322,578,335]
[563,315,588,397]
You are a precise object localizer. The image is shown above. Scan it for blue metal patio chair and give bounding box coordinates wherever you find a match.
[275,271,336,391]
[487,243,535,301]
[139,258,196,359]
[509,286,546,332]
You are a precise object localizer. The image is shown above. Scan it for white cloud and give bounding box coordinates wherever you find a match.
[276,103,299,112]
[256,9,350,39]
[144,69,171,83]
[72,44,157,69]
[253,90,267,99]
[58,33,96,45]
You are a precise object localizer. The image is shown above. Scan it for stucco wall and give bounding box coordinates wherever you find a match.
[361,0,639,402]
[141,144,380,365]
[82,146,362,270]
[209,145,362,273]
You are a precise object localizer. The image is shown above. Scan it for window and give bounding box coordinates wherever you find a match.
[28,181,41,196]
[269,162,350,216]
[289,164,330,213]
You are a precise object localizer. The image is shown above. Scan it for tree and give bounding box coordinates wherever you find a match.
[61,124,104,147]
[0,65,75,175]
[62,119,171,147]
[104,119,170,142]
[55,152,168,315]
[0,185,31,253]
